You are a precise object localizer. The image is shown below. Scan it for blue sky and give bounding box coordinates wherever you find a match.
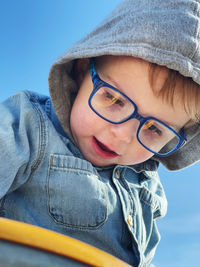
[0,1,200,266]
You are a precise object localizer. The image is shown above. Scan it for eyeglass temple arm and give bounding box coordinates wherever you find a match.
[179,128,187,146]
[89,59,99,84]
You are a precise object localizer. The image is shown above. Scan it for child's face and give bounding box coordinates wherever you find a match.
[70,56,190,167]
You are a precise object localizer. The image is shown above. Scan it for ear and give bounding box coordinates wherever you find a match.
[74,58,90,87]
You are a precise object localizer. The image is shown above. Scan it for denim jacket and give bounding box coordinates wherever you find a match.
[0,91,167,266]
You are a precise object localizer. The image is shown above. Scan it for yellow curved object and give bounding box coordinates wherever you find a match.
[0,218,131,267]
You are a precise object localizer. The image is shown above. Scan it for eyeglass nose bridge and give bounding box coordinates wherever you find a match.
[129,110,146,125]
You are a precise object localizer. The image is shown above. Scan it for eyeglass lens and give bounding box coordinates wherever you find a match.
[139,120,179,154]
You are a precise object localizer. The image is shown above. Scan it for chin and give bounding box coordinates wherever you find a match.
[88,157,117,167]
[119,155,154,166]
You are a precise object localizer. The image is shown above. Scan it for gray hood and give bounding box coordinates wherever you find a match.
[48,0,200,171]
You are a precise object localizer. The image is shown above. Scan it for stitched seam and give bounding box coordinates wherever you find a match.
[50,166,97,175]
[64,42,200,69]
[23,91,47,173]
[190,1,200,60]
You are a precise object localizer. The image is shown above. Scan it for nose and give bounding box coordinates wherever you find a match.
[109,119,140,144]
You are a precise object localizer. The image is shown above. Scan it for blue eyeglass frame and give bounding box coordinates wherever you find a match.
[88,58,187,157]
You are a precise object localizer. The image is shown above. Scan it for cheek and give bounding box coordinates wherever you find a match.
[136,150,153,163]
[70,104,89,134]
[123,145,154,165]
[70,99,101,138]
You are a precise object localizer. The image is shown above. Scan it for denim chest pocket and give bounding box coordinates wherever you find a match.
[47,154,108,229]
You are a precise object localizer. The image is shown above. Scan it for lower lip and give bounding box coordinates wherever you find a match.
[91,137,118,159]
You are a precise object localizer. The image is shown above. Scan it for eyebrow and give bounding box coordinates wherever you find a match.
[100,72,126,94]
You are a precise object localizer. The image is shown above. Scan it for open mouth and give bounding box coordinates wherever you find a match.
[92,137,118,159]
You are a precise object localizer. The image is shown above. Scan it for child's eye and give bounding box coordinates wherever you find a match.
[143,120,162,137]
[103,89,125,108]
[148,124,162,136]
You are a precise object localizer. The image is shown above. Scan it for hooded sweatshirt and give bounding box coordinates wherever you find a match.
[49,0,200,171]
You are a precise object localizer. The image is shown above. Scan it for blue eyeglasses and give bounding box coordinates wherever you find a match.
[88,59,187,157]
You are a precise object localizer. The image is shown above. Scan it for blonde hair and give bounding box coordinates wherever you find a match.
[149,63,200,126]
